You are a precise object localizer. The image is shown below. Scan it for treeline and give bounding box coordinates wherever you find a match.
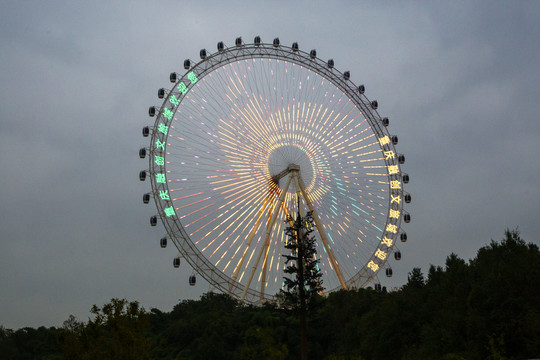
[1,230,539,359]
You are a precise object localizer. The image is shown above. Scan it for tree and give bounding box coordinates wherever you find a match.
[0,325,63,360]
[405,267,425,289]
[63,298,151,360]
[280,211,324,309]
[279,210,324,360]
[467,229,540,358]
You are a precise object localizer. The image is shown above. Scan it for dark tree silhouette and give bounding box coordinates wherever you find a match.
[280,211,324,308]
[280,210,324,360]
[1,229,538,360]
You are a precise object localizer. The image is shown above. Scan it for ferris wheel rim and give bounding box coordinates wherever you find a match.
[145,37,407,303]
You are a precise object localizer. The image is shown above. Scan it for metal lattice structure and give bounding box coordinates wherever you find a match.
[139,36,410,304]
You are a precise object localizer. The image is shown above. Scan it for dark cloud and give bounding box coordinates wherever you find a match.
[1,1,539,329]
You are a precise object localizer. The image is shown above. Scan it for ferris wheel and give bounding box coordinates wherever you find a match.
[139,36,410,304]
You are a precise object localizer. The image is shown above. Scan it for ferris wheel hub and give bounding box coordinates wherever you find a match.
[287,164,300,171]
[268,145,314,193]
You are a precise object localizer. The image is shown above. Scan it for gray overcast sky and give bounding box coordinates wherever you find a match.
[1,1,539,329]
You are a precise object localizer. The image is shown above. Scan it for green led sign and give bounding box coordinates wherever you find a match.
[177,82,188,95]
[158,124,168,135]
[188,71,198,84]
[155,140,165,151]
[159,190,170,200]
[169,95,180,106]
[156,173,166,183]
[162,108,173,120]
[154,156,164,166]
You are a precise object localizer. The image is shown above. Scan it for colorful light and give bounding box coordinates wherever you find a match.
[155,57,400,296]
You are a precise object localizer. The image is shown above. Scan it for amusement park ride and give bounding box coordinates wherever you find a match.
[139,36,411,304]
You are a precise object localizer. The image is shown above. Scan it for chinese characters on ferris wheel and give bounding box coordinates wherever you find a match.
[366,135,403,273]
[152,71,199,219]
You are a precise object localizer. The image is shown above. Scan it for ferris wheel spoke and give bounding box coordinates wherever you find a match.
[241,173,293,301]
[229,192,273,288]
[259,192,294,299]
[188,183,268,245]
[292,169,348,290]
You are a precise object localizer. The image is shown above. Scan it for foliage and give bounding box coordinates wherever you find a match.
[0,325,63,360]
[279,211,324,310]
[1,229,539,359]
[279,211,325,359]
[63,298,151,360]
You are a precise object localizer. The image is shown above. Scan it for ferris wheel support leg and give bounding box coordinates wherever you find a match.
[259,200,295,300]
[260,190,298,298]
[241,175,293,302]
[259,245,271,299]
[281,201,295,227]
[230,194,272,292]
[293,171,348,290]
